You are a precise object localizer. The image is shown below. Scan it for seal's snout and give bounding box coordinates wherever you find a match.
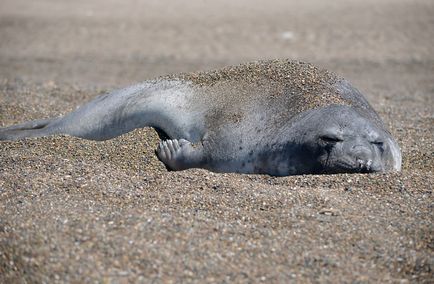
[352,144,371,156]
[352,143,372,159]
[356,158,373,172]
[349,142,377,172]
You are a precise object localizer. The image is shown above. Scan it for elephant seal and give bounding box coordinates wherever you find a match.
[0,60,401,176]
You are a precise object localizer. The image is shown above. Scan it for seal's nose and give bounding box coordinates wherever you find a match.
[352,144,374,172]
[356,158,373,171]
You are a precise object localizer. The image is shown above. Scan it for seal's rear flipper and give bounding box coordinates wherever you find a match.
[0,80,204,142]
[0,118,61,141]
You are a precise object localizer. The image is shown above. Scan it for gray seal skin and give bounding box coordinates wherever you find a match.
[0,60,401,176]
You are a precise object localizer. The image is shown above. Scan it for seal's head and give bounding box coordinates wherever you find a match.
[292,105,401,174]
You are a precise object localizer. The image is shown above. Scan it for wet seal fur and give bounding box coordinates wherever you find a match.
[0,60,401,176]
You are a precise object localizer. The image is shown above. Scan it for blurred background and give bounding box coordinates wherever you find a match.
[1,0,433,88]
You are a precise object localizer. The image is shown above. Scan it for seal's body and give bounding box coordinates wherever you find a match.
[0,60,401,176]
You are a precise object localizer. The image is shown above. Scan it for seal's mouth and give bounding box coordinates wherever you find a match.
[323,160,381,174]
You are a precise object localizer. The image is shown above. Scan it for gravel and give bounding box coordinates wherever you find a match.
[0,0,433,282]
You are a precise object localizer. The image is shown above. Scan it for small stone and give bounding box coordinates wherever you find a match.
[318,208,341,216]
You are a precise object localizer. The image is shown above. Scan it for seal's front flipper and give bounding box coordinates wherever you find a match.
[156,139,205,171]
[0,118,60,141]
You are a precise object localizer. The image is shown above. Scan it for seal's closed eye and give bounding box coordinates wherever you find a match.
[371,140,384,146]
[319,135,343,144]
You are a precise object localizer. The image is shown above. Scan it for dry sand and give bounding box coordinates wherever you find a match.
[0,0,433,282]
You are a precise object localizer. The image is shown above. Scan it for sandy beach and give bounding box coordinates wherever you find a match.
[0,0,433,282]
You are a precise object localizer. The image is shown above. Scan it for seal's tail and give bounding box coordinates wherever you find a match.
[0,118,61,141]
